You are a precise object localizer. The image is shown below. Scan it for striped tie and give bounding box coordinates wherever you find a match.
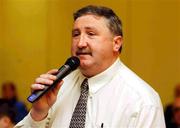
[69,78,89,128]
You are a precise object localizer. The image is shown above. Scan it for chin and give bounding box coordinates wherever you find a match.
[80,60,93,69]
[78,54,91,60]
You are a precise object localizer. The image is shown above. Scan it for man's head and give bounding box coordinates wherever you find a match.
[73,5,123,52]
[71,5,123,77]
[1,82,17,100]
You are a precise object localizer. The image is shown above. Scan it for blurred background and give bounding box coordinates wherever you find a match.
[0,0,179,115]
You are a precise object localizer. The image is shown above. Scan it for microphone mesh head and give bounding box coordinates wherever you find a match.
[65,56,80,70]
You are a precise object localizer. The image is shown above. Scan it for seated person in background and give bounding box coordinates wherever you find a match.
[167,97,180,128]
[1,82,28,123]
[0,104,16,128]
[165,83,180,127]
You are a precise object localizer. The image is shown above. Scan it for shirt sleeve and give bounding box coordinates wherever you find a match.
[133,105,166,128]
[14,109,52,128]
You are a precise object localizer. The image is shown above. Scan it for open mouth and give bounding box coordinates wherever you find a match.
[76,52,92,56]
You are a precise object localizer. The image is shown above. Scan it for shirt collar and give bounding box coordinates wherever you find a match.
[78,58,121,94]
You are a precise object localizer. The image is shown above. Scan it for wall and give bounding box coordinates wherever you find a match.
[0,0,179,109]
[0,0,49,108]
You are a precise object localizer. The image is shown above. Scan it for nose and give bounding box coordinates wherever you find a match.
[77,34,87,48]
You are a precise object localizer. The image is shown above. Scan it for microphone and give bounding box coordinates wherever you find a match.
[27,56,80,103]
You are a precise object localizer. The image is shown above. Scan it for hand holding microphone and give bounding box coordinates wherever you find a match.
[28,56,80,121]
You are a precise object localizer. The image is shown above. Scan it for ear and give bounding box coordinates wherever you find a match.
[113,36,123,52]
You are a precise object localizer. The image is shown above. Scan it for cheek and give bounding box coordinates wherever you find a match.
[92,47,107,61]
[71,43,76,55]
[95,43,113,56]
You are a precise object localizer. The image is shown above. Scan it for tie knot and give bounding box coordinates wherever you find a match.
[81,78,89,93]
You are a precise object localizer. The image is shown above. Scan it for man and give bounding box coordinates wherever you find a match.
[0,104,16,128]
[15,5,165,128]
[1,82,28,123]
[165,91,180,128]
[172,97,180,128]
[165,83,180,127]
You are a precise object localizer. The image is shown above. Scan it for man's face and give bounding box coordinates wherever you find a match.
[2,86,15,100]
[71,14,120,77]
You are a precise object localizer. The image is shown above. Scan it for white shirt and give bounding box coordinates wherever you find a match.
[15,59,165,128]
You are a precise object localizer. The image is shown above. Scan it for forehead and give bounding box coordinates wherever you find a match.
[73,14,110,30]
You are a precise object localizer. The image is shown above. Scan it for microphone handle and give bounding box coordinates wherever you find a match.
[27,65,71,103]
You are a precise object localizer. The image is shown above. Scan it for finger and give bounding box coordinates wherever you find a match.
[52,80,64,95]
[31,84,45,91]
[46,91,57,105]
[35,77,53,85]
[40,74,57,81]
[47,69,59,75]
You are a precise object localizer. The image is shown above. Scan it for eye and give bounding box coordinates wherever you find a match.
[87,31,95,36]
[72,31,80,37]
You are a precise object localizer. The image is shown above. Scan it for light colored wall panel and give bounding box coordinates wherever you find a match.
[129,0,180,105]
[0,0,49,108]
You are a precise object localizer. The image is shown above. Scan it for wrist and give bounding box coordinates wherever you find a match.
[30,108,48,121]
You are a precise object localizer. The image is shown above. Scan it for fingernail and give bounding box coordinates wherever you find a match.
[39,85,45,89]
[52,76,57,80]
[49,80,53,84]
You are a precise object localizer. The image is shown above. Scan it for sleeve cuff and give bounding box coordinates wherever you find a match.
[15,109,52,128]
